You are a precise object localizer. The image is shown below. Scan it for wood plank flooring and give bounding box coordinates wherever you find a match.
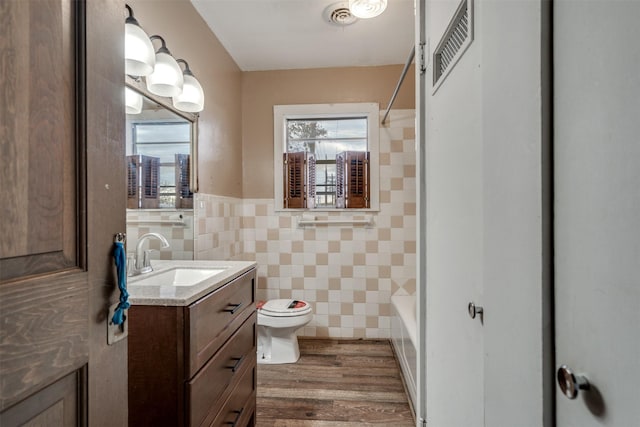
[256,339,415,426]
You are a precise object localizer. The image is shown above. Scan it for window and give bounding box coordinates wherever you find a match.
[129,121,191,208]
[274,103,379,211]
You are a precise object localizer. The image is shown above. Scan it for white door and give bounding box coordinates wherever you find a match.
[424,0,484,424]
[554,1,640,425]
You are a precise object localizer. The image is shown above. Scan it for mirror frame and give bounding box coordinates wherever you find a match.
[125,75,199,194]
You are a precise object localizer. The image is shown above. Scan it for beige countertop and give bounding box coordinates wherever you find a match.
[127,260,257,306]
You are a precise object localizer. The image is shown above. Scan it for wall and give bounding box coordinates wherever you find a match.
[127,0,244,265]
[241,65,415,198]
[194,193,242,260]
[127,0,243,198]
[241,110,416,339]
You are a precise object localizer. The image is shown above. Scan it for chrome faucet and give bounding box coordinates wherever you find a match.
[130,232,170,276]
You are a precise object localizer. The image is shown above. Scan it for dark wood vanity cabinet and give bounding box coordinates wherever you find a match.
[128,268,257,427]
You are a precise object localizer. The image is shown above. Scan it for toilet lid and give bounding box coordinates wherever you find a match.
[258,299,311,317]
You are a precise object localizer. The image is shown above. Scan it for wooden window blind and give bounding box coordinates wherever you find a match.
[126,154,160,208]
[336,151,370,209]
[175,153,193,208]
[306,154,316,209]
[127,155,139,209]
[284,150,369,209]
[141,155,160,208]
[284,152,305,208]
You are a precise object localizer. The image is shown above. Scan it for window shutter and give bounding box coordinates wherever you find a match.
[284,152,306,208]
[141,155,160,208]
[337,151,370,209]
[335,152,346,208]
[175,153,193,208]
[306,154,316,209]
[127,155,140,209]
[126,155,160,208]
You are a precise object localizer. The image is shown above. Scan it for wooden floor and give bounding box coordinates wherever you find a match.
[256,339,415,426]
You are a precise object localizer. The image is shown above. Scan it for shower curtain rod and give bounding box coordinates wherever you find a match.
[381,45,415,125]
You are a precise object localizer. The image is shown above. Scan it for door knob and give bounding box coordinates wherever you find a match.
[468,302,483,319]
[557,365,590,399]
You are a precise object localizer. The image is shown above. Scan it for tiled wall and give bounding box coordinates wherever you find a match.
[126,210,194,260]
[239,110,416,339]
[194,193,243,260]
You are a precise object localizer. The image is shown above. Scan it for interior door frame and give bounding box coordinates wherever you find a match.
[415,0,427,425]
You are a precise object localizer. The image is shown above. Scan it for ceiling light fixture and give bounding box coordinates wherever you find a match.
[146,35,184,97]
[124,5,155,76]
[349,0,388,19]
[173,60,205,113]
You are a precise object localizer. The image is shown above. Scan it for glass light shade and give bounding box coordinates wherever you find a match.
[173,74,204,113]
[125,23,155,76]
[146,52,184,97]
[349,0,388,18]
[125,87,143,114]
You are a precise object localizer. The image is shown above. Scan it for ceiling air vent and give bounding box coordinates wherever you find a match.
[324,2,358,26]
[433,0,474,90]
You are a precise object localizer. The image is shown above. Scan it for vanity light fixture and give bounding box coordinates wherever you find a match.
[123,6,205,113]
[125,87,143,114]
[173,60,205,113]
[349,0,387,18]
[124,5,155,76]
[146,35,184,97]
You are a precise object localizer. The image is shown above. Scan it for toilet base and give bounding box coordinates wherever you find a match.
[257,325,301,364]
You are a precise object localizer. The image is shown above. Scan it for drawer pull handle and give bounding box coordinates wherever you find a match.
[226,408,243,426]
[228,355,245,373]
[223,302,243,314]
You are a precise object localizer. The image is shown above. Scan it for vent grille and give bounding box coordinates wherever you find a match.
[433,0,473,87]
[324,3,358,26]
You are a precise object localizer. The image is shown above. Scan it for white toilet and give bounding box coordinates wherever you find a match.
[257,299,313,364]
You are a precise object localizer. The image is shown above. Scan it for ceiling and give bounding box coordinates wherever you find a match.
[190,0,415,71]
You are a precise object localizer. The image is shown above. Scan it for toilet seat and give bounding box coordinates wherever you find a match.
[258,299,312,317]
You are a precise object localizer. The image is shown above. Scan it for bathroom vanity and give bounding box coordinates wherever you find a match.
[127,260,257,427]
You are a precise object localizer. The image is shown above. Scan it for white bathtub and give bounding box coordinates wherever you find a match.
[391,295,417,412]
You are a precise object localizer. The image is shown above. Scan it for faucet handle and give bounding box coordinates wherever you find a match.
[143,249,157,268]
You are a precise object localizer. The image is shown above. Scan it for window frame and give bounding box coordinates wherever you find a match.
[273,103,380,212]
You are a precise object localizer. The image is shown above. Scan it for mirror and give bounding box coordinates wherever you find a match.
[125,78,198,261]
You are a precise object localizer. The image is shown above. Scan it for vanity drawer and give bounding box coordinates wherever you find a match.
[186,269,256,375]
[207,363,256,427]
[187,313,256,427]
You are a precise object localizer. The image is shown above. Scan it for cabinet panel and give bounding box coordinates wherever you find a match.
[188,314,256,427]
[209,364,256,427]
[187,270,256,375]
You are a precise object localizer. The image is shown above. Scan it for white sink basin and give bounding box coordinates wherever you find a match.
[132,267,227,287]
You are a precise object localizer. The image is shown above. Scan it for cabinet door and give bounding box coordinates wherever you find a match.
[187,270,256,375]
[188,314,256,426]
